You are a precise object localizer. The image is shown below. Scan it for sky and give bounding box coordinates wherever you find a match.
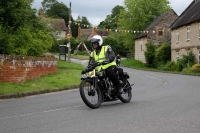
[31,0,193,26]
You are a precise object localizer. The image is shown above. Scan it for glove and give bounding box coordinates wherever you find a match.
[81,70,87,74]
[102,60,110,65]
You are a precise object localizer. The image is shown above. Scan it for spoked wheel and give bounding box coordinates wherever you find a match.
[118,80,132,103]
[79,79,102,109]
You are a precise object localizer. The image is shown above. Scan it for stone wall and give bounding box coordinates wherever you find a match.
[0,54,57,83]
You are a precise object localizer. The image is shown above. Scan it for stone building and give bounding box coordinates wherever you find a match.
[77,27,109,40]
[134,9,178,63]
[171,0,200,64]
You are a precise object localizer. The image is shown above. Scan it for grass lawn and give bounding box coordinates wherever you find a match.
[0,60,86,98]
[121,59,200,76]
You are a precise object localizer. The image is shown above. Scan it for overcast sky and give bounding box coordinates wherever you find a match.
[32,0,193,26]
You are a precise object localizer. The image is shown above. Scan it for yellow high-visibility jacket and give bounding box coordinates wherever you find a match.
[90,45,116,72]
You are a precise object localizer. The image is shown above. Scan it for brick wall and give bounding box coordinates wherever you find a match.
[0,54,57,83]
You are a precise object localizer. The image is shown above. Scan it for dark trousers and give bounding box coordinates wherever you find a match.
[105,65,121,89]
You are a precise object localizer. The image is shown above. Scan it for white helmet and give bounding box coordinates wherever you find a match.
[90,35,103,46]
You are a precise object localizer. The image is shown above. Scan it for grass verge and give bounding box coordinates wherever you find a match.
[121,59,200,76]
[0,60,85,98]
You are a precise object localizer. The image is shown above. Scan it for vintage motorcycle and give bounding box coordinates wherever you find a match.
[79,62,134,109]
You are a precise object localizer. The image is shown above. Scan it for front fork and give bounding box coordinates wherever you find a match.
[88,76,98,96]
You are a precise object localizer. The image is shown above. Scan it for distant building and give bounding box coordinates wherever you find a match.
[38,7,69,40]
[134,9,178,63]
[171,0,200,64]
[77,27,109,40]
[135,10,178,63]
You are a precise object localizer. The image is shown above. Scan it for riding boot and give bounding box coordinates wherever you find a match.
[116,86,123,94]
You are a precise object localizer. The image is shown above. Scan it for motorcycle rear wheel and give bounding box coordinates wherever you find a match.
[118,80,132,103]
[79,78,102,109]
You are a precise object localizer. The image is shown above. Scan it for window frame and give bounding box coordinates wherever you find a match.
[186,50,190,56]
[176,29,179,43]
[158,28,164,36]
[199,50,200,64]
[186,26,190,41]
[199,23,200,38]
[176,52,179,60]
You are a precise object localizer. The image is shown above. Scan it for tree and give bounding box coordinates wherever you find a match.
[76,15,90,29]
[41,0,57,12]
[45,2,69,22]
[41,0,80,37]
[0,0,54,56]
[98,5,124,29]
[118,0,171,51]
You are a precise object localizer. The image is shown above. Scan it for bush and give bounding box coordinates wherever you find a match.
[165,61,179,71]
[155,43,171,68]
[190,64,200,72]
[144,42,157,67]
[176,52,195,71]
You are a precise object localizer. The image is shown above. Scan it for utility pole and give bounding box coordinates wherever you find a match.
[67,1,71,62]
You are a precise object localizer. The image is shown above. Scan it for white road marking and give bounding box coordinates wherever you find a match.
[0,105,84,120]
[146,75,157,79]
[146,75,162,81]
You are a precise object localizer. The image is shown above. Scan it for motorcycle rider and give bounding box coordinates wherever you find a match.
[82,35,123,94]
[116,54,121,67]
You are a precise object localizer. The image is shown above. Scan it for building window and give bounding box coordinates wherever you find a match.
[176,30,179,43]
[158,29,164,36]
[199,23,200,38]
[176,52,179,60]
[140,45,142,51]
[199,50,200,64]
[186,50,190,55]
[56,31,61,36]
[186,26,190,41]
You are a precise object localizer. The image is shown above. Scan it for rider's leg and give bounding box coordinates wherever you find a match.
[105,66,123,94]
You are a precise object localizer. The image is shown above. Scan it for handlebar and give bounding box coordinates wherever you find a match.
[82,61,110,74]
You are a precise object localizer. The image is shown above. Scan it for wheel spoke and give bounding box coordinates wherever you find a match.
[83,82,99,105]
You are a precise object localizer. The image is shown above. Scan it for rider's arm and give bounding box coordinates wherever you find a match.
[88,56,96,66]
[105,46,116,63]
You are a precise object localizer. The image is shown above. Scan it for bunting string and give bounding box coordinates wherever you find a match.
[69,21,165,34]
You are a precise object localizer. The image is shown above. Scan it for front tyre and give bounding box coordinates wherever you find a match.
[79,78,102,109]
[118,80,132,103]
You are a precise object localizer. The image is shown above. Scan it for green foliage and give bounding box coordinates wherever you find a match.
[0,0,54,56]
[103,37,118,53]
[98,5,124,29]
[0,0,36,30]
[118,0,171,52]
[121,59,146,68]
[103,36,129,56]
[145,42,157,67]
[176,52,196,71]
[11,26,53,56]
[158,61,179,71]
[190,64,200,73]
[155,43,171,67]
[50,37,78,53]
[41,0,57,12]
[76,16,90,27]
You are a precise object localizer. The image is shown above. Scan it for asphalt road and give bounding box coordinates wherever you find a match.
[0,59,200,133]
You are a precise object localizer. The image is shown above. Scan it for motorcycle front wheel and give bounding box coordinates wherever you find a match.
[118,80,132,103]
[79,78,102,109]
